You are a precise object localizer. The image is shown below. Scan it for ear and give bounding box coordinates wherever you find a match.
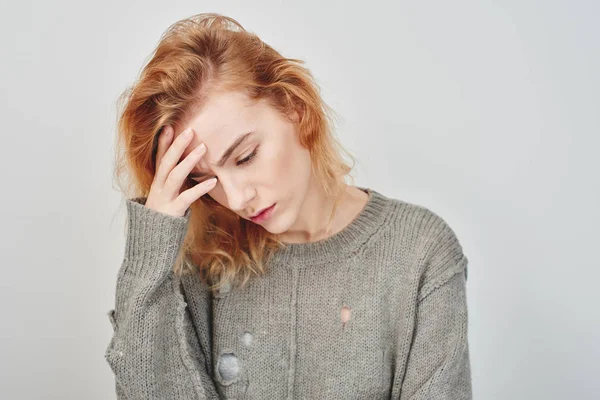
[286,109,300,125]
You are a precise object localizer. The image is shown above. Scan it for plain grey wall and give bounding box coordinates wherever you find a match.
[1,0,598,399]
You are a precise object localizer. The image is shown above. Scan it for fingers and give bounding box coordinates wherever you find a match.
[166,142,207,192]
[176,177,218,210]
[154,126,195,187]
[154,125,173,176]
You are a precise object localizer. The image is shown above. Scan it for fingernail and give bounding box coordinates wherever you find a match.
[183,127,192,136]
[193,143,206,154]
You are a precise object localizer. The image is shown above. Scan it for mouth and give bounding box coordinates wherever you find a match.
[249,203,276,223]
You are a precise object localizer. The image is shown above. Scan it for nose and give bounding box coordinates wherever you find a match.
[219,175,254,213]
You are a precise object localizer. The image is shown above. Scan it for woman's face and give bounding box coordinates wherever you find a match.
[173,89,314,234]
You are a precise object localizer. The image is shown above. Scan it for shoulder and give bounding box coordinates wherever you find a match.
[373,190,469,297]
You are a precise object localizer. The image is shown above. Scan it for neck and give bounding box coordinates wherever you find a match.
[268,187,390,266]
[276,179,347,244]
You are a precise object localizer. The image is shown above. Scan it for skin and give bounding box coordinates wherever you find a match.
[172,89,369,244]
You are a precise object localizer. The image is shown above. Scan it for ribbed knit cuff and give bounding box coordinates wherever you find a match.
[123,197,192,281]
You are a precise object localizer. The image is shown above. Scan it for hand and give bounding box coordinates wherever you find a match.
[145,125,217,217]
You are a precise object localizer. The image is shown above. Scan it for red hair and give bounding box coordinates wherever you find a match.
[113,13,356,292]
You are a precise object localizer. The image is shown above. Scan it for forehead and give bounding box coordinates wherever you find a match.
[175,90,262,159]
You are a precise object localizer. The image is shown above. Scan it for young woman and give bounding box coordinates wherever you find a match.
[105,13,472,400]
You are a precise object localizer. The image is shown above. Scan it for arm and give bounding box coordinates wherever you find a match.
[104,197,220,400]
[398,220,472,399]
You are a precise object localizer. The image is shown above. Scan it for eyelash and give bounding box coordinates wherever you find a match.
[236,147,258,166]
[192,147,258,185]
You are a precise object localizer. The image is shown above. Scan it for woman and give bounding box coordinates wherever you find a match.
[105,13,472,399]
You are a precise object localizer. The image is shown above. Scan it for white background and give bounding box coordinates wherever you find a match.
[1,0,598,399]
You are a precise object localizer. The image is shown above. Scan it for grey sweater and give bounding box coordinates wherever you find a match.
[104,187,472,399]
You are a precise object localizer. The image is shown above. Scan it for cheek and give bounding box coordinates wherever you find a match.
[257,143,291,181]
[279,146,309,182]
[276,152,294,178]
[205,187,227,207]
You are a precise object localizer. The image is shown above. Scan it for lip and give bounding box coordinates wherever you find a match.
[249,203,276,223]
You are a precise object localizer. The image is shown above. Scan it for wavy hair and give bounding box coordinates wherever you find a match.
[113,13,356,293]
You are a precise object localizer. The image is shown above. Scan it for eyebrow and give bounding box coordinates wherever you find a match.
[188,131,254,179]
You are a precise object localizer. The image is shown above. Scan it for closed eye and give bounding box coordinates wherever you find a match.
[191,146,259,184]
[236,146,258,166]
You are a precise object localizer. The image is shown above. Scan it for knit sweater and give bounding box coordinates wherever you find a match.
[104,187,472,399]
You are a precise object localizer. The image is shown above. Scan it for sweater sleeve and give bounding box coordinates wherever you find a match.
[104,197,220,400]
[398,219,472,400]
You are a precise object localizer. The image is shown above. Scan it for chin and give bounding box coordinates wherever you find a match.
[258,219,285,234]
[258,208,293,235]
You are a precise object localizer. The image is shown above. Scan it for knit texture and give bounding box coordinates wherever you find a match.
[105,187,472,399]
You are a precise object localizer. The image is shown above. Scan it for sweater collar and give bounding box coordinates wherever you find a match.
[268,186,392,266]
